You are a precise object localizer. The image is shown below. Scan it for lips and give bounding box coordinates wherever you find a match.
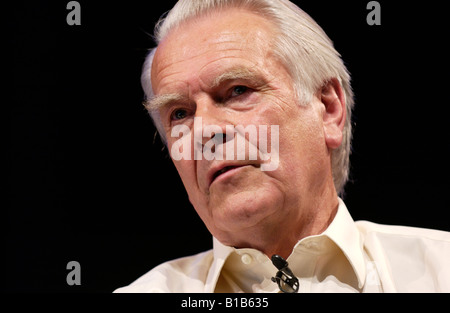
[211,166,240,183]
[207,163,259,188]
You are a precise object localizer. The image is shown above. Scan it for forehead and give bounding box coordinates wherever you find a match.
[151,8,276,93]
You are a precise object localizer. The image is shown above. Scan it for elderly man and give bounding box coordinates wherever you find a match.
[116,0,450,293]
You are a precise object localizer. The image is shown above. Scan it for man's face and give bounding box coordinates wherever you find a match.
[151,9,332,247]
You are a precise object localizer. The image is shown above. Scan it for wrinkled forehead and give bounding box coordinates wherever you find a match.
[151,8,276,87]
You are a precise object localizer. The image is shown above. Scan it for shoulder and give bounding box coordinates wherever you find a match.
[356,220,450,257]
[356,220,450,243]
[114,249,214,293]
[356,221,450,292]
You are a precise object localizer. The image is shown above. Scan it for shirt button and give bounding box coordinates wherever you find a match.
[307,242,318,249]
[241,254,253,265]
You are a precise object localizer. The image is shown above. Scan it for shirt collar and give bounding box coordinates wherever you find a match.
[204,237,234,292]
[205,198,366,292]
[321,197,366,288]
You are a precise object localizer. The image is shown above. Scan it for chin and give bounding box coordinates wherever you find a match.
[209,186,283,234]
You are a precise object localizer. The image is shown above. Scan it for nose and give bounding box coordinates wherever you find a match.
[193,97,234,154]
[209,131,236,153]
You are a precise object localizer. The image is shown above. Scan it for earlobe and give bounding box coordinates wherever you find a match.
[321,78,346,150]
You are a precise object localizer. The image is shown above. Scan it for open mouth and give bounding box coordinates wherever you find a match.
[209,164,260,188]
[211,166,241,184]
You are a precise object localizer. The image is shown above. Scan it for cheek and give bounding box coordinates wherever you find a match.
[167,130,205,200]
[278,101,324,148]
[173,159,196,188]
[172,159,214,228]
[275,107,327,173]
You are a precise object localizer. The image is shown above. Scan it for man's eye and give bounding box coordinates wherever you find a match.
[171,109,188,121]
[230,85,248,97]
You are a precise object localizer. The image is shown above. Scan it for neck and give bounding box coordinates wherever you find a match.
[234,182,340,260]
[262,199,338,259]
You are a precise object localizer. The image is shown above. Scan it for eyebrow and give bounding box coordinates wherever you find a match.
[143,93,186,111]
[211,68,264,89]
[144,68,266,111]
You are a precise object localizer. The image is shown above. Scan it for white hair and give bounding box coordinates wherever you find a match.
[141,0,355,195]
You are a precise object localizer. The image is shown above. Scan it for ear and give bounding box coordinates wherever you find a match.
[320,78,346,150]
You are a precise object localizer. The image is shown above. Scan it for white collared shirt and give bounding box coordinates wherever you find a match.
[115,199,450,293]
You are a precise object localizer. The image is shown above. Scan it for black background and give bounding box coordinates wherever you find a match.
[8,0,450,292]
